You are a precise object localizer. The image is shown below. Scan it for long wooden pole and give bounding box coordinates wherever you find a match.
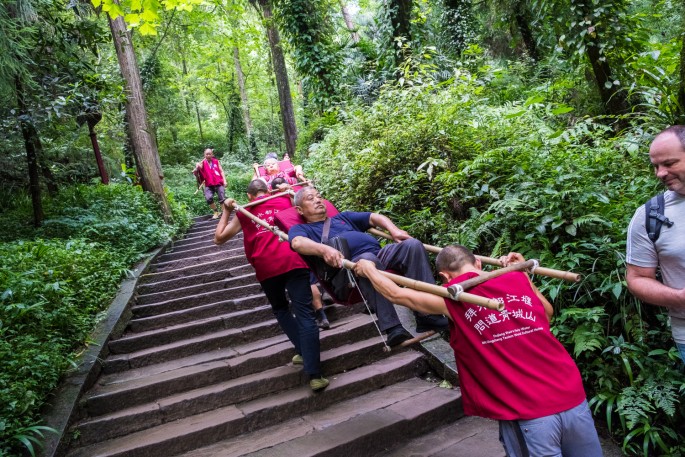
[230,203,502,310]
[367,228,580,282]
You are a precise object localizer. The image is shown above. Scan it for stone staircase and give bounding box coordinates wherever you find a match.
[58,216,505,457]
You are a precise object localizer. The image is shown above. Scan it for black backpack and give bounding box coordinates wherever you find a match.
[645,193,674,242]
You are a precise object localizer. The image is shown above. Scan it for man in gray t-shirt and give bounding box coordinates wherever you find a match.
[626,125,685,363]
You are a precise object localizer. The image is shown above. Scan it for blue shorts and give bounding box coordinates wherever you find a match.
[498,400,602,457]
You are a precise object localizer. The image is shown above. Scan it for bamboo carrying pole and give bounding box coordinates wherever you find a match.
[367,228,581,282]
[229,202,503,310]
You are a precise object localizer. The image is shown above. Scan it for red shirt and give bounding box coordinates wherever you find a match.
[444,271,586,420]
[236,195,308,282]
[199,158,224,187]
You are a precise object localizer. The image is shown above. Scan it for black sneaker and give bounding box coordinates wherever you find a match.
[386,326,413,346]
[415,314,449,333]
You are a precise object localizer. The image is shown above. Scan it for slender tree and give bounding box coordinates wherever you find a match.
[339,0,360,43]
[441,0,473,54]
[233,46,258,157]
[274,0,342,111]
[251,0,297,157]
[108,9,172,220]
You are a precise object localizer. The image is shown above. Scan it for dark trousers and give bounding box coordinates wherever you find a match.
[260,268,321,376]
[353,238,434,332]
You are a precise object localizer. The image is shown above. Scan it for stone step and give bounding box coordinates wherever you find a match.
[239,381,462,457]
[115,301,360,354]
[177,379,460,457]
[156,237,244,262]
[184,221,219,235]
[165,232,241,254]
[139,255,250,283]
[126,294,268,334]
[377,416,504,457]
[147,246,245,273]
[109,305,274,354]
[135,272,258,306]
[132,282,264,318]
[104,317,284,373]
[136,264,254,295]
[67,351,431,457]
[169,231,220,249]
[72,348,428,447]
[91,315,381,414]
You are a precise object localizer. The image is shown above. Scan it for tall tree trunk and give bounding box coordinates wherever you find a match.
[15,76,43,227]
[233,46,258,157]
[574,0,629,118]
[388,0,412,46]
[513,1,538,61]
[442,0,472,54]
[339,0,360,43]
[108,11,172,221]
[585,42,629,117]
[194,99,204,141]
[258,0,297,158]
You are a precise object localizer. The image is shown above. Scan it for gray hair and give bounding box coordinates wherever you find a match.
[294,187,317,207]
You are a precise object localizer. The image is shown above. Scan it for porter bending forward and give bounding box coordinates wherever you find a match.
[214,180,328,391]
[289,187,449,347]
[354,245,602,456]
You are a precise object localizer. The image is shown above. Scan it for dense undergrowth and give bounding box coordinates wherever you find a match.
[303,59,685,454]
[0,184,190,456]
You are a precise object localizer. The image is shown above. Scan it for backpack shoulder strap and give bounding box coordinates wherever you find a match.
[645,193,674,242]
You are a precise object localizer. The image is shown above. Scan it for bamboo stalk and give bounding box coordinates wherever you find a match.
[367,228,580,282]
[340,259,503,310]
[242,191,293,208]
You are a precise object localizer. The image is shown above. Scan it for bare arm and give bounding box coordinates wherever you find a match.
[368,213,411,241]
[500,252,553,322]
[626,264,685,309]
[214,199,242,244]
[354,260,451,319]
[290,235,344,267]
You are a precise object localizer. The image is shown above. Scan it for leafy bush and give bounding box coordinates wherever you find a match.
[0,183,190,456]
[303,65,685,454]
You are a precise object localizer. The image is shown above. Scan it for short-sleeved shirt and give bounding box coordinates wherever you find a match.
[444,271,586,420]
[288,211,381,258]
[626,190,685,343]
[236,195,308,282]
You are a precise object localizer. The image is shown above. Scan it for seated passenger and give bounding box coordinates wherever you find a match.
[214,179,328,391]
[252,153,305,189]
[353,246,602,457]
[288,187,449,346]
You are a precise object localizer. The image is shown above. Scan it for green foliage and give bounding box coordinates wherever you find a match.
[0,183,190,456]
[303,61,685,454]
[275,0,343,111]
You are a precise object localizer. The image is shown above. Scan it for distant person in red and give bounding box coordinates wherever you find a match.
[214,179,328,392]
[193,148,227,219]
[354,245,602,457]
